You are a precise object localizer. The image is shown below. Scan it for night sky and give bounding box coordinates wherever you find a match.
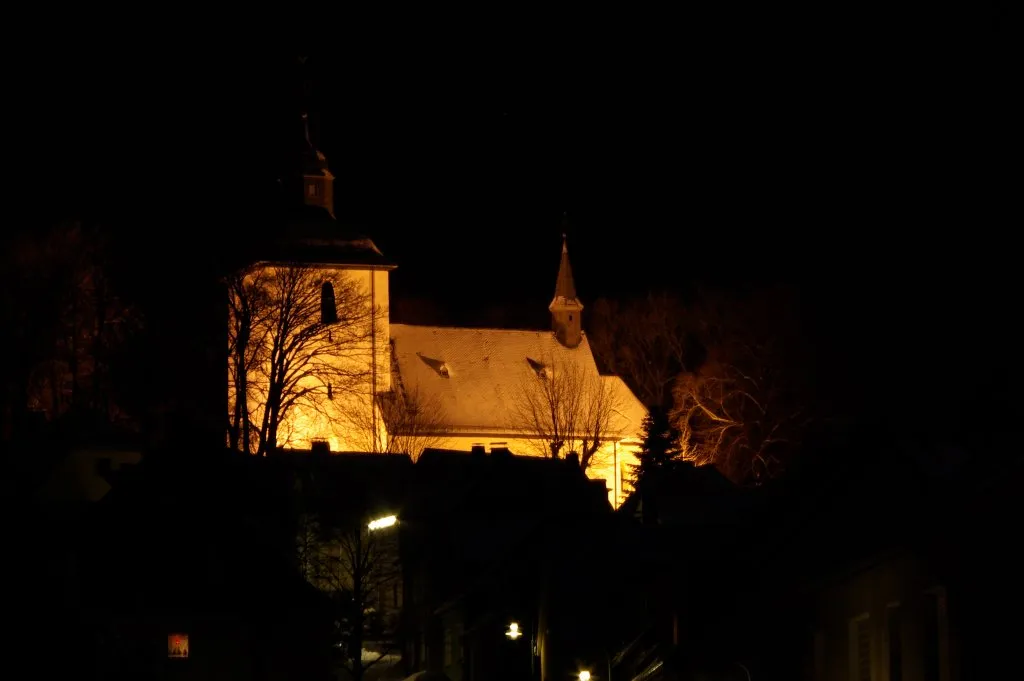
[12,10,1013,436]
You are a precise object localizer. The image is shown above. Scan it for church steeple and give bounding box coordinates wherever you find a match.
[549,230,583,348]
[301,112,335,217]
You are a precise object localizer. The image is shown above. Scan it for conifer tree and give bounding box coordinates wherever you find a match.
[631,406,684,484]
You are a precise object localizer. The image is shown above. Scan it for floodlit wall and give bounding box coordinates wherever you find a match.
[228,265,391,453]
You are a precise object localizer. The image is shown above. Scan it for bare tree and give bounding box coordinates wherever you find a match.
[342,381,449,460]
[670,287,815,484]
[226,266,270,454]
[1,222,141,435]
[226,264,383,456]
[588,292,691,409]
[297,510,402,681]
[509,357,624,471]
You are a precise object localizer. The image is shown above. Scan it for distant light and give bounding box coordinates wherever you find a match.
[168,633,189,658]
[506,622,522,639]
[578,672,591,681]
[368,515,397,531]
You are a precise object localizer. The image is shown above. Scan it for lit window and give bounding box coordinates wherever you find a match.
[168,634,189,658]
[307,182,319,197]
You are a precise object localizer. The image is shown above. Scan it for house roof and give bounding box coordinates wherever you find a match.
[389,324,646,437]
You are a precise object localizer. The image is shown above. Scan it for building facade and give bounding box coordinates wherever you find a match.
[228,122,646,506]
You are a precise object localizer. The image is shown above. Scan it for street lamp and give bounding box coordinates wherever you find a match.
[578,672,591,681]
[367,514,397,531]
[505,622,522,640]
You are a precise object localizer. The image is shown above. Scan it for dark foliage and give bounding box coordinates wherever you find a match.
[630,406,684,486]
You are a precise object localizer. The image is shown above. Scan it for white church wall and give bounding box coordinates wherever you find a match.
[228,264,392,454]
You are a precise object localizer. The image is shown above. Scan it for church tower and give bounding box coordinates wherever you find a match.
[549,233,583,348]
[301,112,335,217]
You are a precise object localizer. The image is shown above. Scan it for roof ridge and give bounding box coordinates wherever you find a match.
[391,323,590,338]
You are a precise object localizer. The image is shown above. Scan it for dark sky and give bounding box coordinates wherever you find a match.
[12,9,1013,433]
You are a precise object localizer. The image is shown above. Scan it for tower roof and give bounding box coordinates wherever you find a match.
[551,233,578,304]
[269,204,395,269]
[301,112,329,176]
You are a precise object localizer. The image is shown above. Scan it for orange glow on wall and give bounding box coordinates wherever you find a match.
[168,633,189,658]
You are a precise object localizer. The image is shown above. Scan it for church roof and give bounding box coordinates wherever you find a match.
[389,324,646,437]
[256,204,395,269]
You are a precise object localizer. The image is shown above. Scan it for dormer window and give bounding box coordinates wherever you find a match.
[307,182,319,197]
[417,353,451,378]
[321,281,338,324]
[526,357,548,379]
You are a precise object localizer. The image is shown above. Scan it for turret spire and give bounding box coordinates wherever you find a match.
[553,233,577,302]
[549,228,583,348]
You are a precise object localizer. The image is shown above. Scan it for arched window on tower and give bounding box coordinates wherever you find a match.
[321,281,338,324]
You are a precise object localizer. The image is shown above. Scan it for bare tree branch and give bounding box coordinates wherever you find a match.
[335,340,449,459]
[670,287,815,484]
[226,265,384,456]
[589,292,691,409]
[2,222,142,433]
[508,356,624,471]
[296,509,402,681]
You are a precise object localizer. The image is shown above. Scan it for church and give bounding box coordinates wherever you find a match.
[227,119,646,507]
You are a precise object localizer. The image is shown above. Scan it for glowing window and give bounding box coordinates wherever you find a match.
[168,633,189,658]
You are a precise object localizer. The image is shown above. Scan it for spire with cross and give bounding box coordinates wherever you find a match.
[549,216,583,348]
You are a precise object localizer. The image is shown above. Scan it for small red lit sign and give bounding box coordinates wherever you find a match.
[168,634,189,658]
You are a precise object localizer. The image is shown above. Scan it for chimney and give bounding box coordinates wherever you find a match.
[311,440,330,455]
[470,445,486,456]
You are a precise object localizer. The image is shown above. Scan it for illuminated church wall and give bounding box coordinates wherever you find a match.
[227,264,391,454]
[228,117,648,511]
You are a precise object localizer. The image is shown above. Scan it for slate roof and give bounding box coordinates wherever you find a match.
[389,324,646,437]
[250,204,395,269]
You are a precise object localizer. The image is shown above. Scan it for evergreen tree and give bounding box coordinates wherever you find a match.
[631,406,684,484]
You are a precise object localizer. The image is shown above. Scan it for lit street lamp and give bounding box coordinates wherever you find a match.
[578,672,591,681]
[505,622,522,640]
[367,514,397,531]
